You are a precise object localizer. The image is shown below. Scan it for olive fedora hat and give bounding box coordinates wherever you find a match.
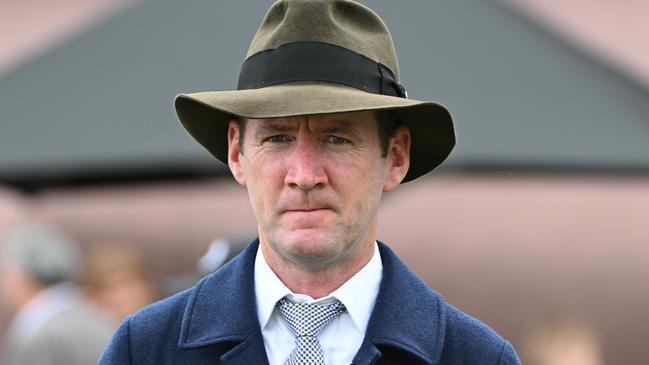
[174,0,455,182]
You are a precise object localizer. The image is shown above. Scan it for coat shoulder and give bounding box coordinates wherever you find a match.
[440,302,520,365]
[98,279,202,364]
[98,242,259,365]
[370,242,520,364]
[129,285,193,336]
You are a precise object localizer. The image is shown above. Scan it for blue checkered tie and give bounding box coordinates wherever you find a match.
[277,298,346,365]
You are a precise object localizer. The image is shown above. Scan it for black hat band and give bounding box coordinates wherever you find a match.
[237,41,407,98]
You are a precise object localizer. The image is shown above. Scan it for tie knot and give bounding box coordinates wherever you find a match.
[277,298,346,337]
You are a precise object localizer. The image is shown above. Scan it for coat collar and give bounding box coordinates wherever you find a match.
[178,239,268,364]
[178,239,445,365]
[353,242,446,365]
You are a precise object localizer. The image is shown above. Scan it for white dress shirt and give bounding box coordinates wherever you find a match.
[254,243,383,365]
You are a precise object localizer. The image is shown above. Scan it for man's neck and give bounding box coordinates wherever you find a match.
[260,241,375,299]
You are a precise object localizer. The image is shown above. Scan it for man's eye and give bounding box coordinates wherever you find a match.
[326,136,350,145]
[265,135,292,144]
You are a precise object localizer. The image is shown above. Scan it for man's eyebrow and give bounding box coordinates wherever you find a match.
[318,122,361,137]
[252,119,362,138]
[253,122,295,137]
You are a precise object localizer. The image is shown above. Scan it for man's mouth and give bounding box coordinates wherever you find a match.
[282,207,334,218]
[284,207,331,213]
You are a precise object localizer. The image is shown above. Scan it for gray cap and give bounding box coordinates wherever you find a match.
[3,222,81,286]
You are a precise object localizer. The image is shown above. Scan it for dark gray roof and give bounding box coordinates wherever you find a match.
[376,0,649,172]
[2,0,649,189]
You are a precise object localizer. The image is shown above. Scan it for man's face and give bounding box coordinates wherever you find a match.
[228,111,410,270]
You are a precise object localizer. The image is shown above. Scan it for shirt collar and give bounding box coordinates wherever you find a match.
[254,242,383,335]
[254,246,293,329]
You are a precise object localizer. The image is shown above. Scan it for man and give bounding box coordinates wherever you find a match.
[100,1,521,364]
[1,222,114,365]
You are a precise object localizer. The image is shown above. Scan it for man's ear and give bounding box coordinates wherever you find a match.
[227,120,246,186]
[383,125,411,192]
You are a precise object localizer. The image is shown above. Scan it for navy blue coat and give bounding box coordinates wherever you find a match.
[99,240,520,364]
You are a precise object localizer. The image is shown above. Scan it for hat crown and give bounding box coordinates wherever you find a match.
[247,0,400,80]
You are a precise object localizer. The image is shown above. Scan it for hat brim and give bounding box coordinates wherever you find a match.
[175,83,455,183]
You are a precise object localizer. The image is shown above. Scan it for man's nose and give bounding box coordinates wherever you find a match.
[284,137,328,191]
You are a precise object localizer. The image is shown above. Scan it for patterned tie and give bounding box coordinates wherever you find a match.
[277,298,347,365]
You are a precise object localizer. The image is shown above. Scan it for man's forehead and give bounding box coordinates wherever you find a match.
[247,111,377,130]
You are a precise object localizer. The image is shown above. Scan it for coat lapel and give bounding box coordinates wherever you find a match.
[177,239,269,364]
[353,242,447,365]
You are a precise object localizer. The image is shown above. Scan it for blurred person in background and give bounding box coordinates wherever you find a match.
[0,222,114,365]
[522,317,605,365]
[82,243,159,324]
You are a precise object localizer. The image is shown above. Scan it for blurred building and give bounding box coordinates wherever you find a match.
[1,1,648,364]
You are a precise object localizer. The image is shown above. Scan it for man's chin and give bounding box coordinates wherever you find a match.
[278,231,344,267]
